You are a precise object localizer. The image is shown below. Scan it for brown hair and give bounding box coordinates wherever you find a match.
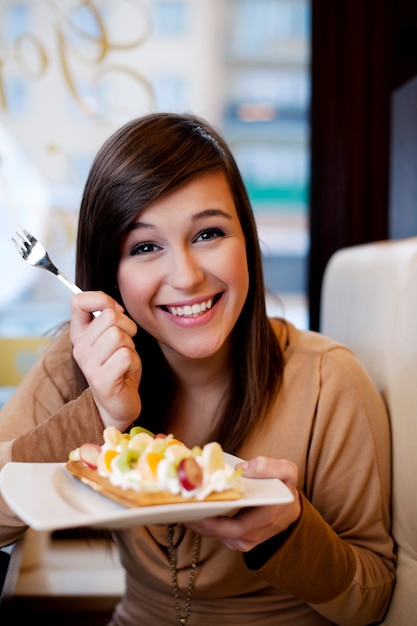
[75,112,282,453]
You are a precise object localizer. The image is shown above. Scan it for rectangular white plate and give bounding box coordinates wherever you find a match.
[0,453,294,531]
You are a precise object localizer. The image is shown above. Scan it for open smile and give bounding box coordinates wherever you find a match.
[159,294,222,318]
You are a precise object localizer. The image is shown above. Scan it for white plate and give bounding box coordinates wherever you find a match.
[0,454,294,532]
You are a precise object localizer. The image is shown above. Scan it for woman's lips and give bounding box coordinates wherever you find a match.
[159,294,221,318]
[167,297,213,317]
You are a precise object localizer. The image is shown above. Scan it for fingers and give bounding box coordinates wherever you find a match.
[70,291,137,344]
[236,456,299,490]
[71,303,138,377]
[186,499,299,552]
[185,456,301,552]
[186,508,268,552]
[80,328,140,389]
[69,291,141,430]
[71,291,124,321]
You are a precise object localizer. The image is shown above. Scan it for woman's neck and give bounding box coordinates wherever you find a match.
[163,347,232,447]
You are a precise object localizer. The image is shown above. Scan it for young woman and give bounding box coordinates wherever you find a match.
[0,113,395,625]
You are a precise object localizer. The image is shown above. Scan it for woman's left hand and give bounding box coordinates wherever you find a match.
[185,456,301,552]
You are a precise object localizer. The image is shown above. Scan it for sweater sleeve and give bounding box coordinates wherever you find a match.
[245,493,356,602]
[245,492,394,626]
[0,330,104,545]
[243,330,396,626]
[11,388,104,463]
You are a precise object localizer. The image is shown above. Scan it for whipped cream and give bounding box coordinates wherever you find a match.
[71,426,243,500]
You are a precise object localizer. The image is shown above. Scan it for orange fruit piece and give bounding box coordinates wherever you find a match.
[147,452,164,475]
[167,438,183,447]
[102,449,118,472]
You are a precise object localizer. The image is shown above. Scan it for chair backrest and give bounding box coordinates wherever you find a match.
[320,237,417,625]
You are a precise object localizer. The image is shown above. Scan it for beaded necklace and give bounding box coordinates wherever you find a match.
[167,523,201,625]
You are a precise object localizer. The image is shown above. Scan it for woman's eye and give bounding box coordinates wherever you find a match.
[194,227,225,243]
[129,241,160,256]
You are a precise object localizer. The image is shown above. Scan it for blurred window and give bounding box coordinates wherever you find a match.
[0,0,311,336]
[153,74,187,110]
[153,1,189,37]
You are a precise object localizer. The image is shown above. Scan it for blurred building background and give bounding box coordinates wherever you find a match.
[0,0,311,346]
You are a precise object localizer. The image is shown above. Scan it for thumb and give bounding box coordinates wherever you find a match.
[236,456,298,489]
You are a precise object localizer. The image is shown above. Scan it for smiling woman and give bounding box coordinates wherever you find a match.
[0,112,395,626]
[116,172,249,366]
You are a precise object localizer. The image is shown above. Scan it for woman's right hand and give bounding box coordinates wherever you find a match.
[70,291,142,432]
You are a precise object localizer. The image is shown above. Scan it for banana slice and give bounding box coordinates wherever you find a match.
[201,442,225,472]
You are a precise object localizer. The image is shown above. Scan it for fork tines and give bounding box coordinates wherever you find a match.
[12,229,37,252]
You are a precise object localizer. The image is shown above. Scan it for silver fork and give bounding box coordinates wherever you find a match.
[12,229,100,317]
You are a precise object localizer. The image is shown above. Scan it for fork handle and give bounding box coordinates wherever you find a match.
[57,272,82,295]
[57,273,100,317]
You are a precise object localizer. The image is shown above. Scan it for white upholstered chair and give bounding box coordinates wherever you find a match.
[320,236,417,625]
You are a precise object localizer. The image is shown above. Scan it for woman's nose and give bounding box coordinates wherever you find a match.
[167,248,204,290]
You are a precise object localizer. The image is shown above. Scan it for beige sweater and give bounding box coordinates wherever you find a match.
[0,320,395,625]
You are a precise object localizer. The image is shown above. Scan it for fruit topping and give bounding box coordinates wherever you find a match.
[201,441,225,473]
[128,432,154,452]
[79,443,102,469]
[69,426,244,501]
[116,449,140,473]
[178,456,204,491]
[146,452,164,476]
[129,425,155,439]
[99,449,119,473]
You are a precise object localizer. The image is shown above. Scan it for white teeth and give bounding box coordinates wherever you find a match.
[168,298,213,317]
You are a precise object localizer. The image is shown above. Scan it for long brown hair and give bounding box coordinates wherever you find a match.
[75,112,283,453]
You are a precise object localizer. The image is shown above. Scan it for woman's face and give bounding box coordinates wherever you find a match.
[117,171,249,363]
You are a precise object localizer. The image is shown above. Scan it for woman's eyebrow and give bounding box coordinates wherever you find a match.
[192,208,233,222]
[127,221,154,232]
[127,208,233,232]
